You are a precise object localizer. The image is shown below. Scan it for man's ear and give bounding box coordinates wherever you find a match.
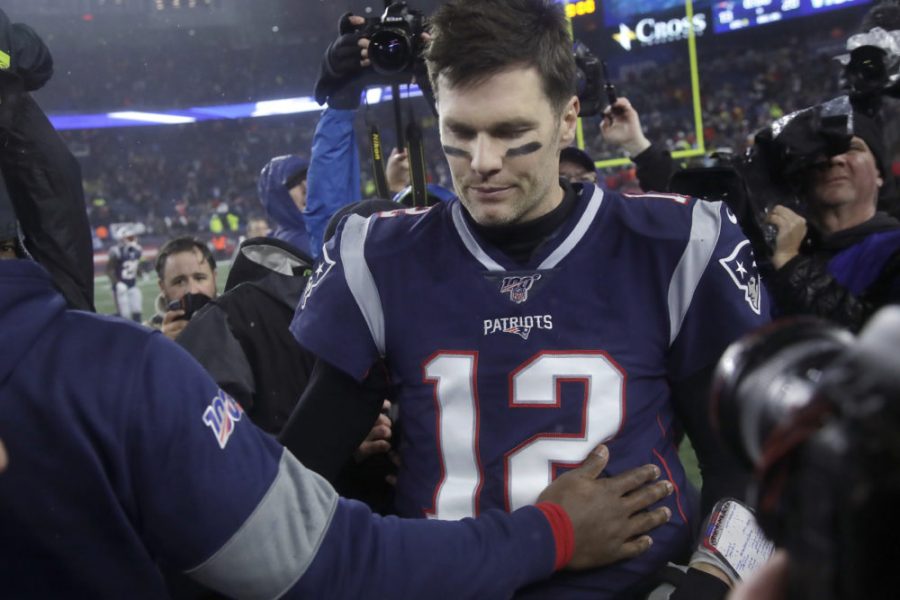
[559,95,580,147]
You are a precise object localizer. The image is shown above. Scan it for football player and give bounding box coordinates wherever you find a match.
[285,1,770,597]
[106,224,144,322]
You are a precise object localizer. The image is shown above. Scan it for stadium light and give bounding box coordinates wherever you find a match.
[49,85,426,131]
[108,111,197,125]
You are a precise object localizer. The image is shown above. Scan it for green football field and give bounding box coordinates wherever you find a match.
[93,260,702,488]
[93,261,232,318]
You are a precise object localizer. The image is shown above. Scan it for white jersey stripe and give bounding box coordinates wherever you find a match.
[185,451,338,599]
[340,214,387,356]
[451,186,605,272]
[667,200,723,345]
[451,202,506,272]
[539,186,604,270]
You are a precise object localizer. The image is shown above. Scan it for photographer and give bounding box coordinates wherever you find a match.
[147,236,218,341]
[764,111,900,332]
[600,97,676,193]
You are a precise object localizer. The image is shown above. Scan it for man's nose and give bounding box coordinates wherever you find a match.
[828,152,849,167]
[470,135,503,176]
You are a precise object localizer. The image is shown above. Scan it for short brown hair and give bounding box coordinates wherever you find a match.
[155,237,216,279]
[426,0,576,114]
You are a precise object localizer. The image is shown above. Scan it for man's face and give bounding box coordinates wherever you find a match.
[288,180,308,213]
[810,136,882,215]
[559,160,598,184]
[247,218,270,238]
[158,249,217,303]
[438,66,578,226]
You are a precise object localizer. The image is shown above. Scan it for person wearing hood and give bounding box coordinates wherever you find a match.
[0,7,93,310]
[257,154,312,255]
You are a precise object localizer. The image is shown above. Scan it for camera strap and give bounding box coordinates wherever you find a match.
[368,124,391,200]
[405,119,428,207]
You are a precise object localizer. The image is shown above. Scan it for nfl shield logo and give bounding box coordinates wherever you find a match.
[500,274,542,304]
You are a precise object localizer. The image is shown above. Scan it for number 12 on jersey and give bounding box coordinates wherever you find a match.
[424,350,625,520]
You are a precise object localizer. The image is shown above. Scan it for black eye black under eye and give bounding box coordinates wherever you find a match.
[443,145,469,158]
[506,142,542,157]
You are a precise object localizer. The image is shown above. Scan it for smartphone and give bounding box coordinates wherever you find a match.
[167,292,212,321]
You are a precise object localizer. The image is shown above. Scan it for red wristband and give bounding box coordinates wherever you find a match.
[535,501,575,570]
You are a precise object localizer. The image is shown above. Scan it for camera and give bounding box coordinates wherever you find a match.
[711,307,900,599]
[167,292,211,321]
[363,2,426,75]
[667,96,857,267]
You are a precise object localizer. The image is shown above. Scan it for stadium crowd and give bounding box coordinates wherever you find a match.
[45,14,899,252]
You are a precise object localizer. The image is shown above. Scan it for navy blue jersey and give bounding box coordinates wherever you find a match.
[293,185,770,597]
[109,241,142,287]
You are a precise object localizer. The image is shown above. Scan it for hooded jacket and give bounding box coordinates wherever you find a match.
[257,154,311,255]
[0,10,93,310]
[176,237,316,434]
[0,259,568,598]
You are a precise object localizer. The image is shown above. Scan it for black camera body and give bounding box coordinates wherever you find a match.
[167,292,212,321]
[363,2,426,75]
[668,96,856,268]
[712,308,900,600]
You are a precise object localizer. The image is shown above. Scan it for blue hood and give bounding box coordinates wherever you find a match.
[257,155,310,254]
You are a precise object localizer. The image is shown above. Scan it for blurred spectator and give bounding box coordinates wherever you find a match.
[246,217,270,238]
[257,154,311,255]
[559,146,599,185]
[600,97,676,193]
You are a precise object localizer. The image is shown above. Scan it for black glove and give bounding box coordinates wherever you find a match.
[314,12,367,109]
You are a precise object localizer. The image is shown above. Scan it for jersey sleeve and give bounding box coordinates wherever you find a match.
[125,333,339,597]
[290,213,383,381]
[292,501,559,599]
[667,200,771,380]
[127,334,565,599]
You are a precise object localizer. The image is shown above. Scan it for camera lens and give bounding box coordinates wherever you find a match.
[846,46,888,94]
[712,318,853,467]
[369,29,413,74]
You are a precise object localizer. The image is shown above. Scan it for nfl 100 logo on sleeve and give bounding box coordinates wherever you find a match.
[202,390,244,449]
